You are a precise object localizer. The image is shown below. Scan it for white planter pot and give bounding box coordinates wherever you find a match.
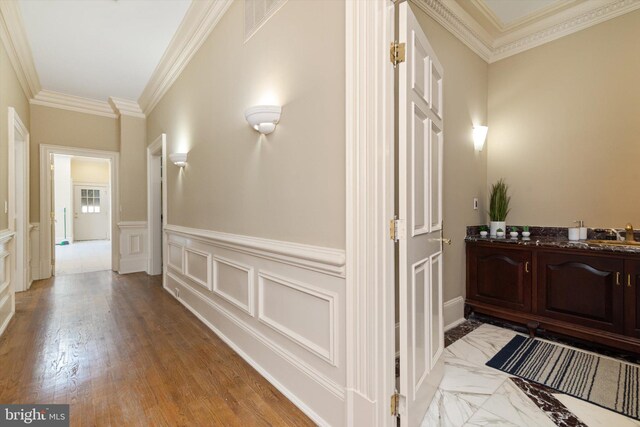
[510,231,518,238]
[490,221,506,237]
[522,231,531,237]
[480,231,488,237]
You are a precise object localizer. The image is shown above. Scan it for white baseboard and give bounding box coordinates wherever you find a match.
[118,256,148,274]
[444,296,466,331]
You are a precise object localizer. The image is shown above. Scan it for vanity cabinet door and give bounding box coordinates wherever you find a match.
[467,244,532,312]
[624,259,640,338]
[537,251,624,333]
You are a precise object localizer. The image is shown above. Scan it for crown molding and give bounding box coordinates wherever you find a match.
[30,90,117,119]
[412,0,640,63]
[138,0,234,115]
[108,97,145,119]
[0,1,41,98]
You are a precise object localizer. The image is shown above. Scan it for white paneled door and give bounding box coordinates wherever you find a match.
[73,185,109,241]
[398,2,445,425]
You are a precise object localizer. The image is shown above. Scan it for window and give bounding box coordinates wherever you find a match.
[81,189,101,213]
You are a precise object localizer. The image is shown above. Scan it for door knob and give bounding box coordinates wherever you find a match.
[440,238,452,245]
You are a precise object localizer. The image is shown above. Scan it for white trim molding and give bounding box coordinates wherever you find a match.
[138,0,233,114]
[0,1,41,98]
[164,224,346,278]
[411,0,640,63]
[118,221,148,274]
[108,97,145,119]
[0,231,15,338]
[345,0,397,426]
[31,90,117,118]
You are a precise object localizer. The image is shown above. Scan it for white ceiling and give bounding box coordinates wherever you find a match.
[19,0,191,102]
[482,0,564,26]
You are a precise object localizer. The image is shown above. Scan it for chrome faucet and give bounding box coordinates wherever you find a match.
[626,223,635,242]
[608,228,623,240]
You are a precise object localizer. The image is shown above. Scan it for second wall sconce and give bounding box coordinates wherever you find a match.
[473,125,488,151]
[169,152,188,168]
[244,105,282,135]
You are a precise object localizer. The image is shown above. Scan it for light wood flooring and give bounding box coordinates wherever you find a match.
[0,271,314,426]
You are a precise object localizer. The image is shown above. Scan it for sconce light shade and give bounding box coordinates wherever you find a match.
[244,105,281,135]
[473,125,488,151]
[169,152,188,167]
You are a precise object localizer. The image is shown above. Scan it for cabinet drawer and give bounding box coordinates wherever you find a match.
[537,251,624,333]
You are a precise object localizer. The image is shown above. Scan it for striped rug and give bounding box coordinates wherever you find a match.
[486,335,639,420]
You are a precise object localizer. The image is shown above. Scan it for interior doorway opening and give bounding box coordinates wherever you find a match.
[52,154,113,276]
[147,134,166,280]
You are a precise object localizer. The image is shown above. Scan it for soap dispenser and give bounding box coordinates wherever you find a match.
[575,220,588,240]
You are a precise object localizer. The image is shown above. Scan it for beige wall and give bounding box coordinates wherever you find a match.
[71,158,110,184]
[487,10,640,229]
[146,0,345,249]
[29,105,119,222]
[119,116,146,221]
[0,38,30,230]
[414,4,489,303]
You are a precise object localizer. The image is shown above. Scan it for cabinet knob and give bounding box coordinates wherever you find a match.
[525,261,530,273]
[616,272,621,286]
[628,274,632,288]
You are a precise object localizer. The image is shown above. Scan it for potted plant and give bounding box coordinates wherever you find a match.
[489,178,511,237]
[496,228,505,238]
[510,226,519,238]
[522,226,531,238]
[479,225,488,237]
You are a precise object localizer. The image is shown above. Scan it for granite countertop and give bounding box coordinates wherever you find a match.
[465,225,640,254]
[465,234,640,254]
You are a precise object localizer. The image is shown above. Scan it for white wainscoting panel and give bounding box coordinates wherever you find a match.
[0,231,15,337]
[29,223,40,284]
[118,222,148,274]
[258,271,336,365]
[185,247,211,291]
[213,255,254,316]
[164,225,346,426]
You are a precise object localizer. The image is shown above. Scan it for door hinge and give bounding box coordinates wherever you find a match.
[50,163,54,171]
[390,41,406,67]
[50,212,55,220]
[390,217,404,242]
[391,390,405,417]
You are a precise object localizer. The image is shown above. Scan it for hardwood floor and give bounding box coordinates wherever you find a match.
[0,271,314,426]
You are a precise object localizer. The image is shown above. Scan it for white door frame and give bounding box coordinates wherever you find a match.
[146,134,167,278]
[39,145,120,278]
[345,0,396,426]
[8,107,29,292]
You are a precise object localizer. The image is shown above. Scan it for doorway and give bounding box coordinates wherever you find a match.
[53,155,112,276]
[8,108,29,292]
[39,145,120,279]
[147,134,166,279]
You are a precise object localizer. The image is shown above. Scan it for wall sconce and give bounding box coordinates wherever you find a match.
[473,125,488,151]
[244,105,281,135]
[169,152,188,167]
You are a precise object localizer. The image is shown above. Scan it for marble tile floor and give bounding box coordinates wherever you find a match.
[423,323,640,427]
[54,239,111,276]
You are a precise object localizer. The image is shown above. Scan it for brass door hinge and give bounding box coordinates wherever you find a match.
[390,390,405,416]
[390,217,404,242]
[390,42,406,67]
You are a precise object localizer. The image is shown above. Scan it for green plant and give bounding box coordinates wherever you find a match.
[489,178,511,221]
[479,225,488,232]
[496,228,504,233]
[523,225,530,232]
[510,226,518,232]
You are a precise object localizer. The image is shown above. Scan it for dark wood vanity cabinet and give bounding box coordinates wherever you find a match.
[536,251,624,333]
[466,241,640,354]
[625,259,640,338]
[467,245,532,312]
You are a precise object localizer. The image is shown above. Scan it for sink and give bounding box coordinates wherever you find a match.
[586,239,640,246]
